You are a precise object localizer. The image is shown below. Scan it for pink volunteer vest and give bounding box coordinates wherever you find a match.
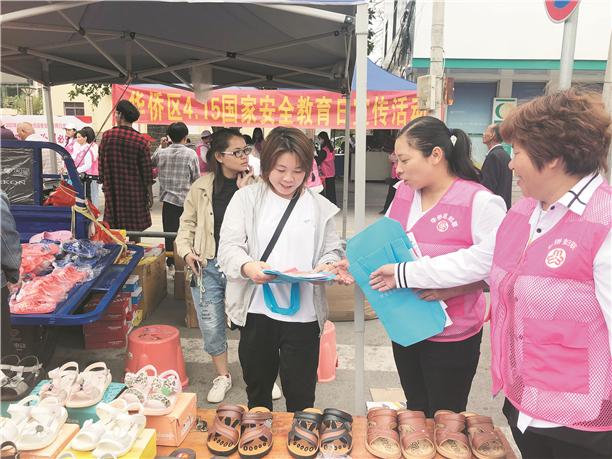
[320,146,335,178]
[74,145,98,175]
[388,179,488,342]
[489,183,612,431]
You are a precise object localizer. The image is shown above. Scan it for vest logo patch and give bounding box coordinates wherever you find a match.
[545,248,566,268]
[436,220,449,232]
[430,213,458,233]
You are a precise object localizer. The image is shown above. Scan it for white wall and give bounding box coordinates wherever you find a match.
[413,0,611,60]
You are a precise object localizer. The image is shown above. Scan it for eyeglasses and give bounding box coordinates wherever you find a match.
[220,146,253,158]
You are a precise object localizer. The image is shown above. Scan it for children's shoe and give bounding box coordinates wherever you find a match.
[272,382,282,400]
[207,374,232,403]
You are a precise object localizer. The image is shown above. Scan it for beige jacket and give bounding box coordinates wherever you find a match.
[175,173,216,268]
[175,172,257,268]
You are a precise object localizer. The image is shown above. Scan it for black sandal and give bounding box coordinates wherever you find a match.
[319,408,353,457]
[0,441,20,459]
[287,409,323,459]
[0,355,43,401]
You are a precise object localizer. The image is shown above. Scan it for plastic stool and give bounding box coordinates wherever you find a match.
[125,325,189,387]
[317,320,338,382]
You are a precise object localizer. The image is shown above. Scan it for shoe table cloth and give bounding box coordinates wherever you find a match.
[157,409,518,458]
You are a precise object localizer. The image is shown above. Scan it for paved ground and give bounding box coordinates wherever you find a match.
[47,179,520,455]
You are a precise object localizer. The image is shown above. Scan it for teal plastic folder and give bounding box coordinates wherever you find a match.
[346,217,447,347]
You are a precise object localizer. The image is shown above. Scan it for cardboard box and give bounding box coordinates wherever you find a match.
[145,392,196,446]
[326,283,377,322]
[83,319,129,341]
[61,428,156,458]
[83,293,130,321]
[131,286,143,306]
[132,250,167,319]
[173,241,185,300]
[26,382,125,427]
[184,273,199,328]
[20,423,79,459]
[83,336,127,350]
[122,274,140,292]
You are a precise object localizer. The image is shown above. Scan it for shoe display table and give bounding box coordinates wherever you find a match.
[157,409,518,458]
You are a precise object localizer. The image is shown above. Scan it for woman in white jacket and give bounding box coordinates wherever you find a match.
[218,127,350,412]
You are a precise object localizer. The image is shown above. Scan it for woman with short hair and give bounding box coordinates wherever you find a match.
[490,89,611,457]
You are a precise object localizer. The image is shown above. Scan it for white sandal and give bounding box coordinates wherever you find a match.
[70,399,133,451]
[17,396,68,451]
[92,412,146,458]
[6,394,39,427]
[66,362,112,408]
[143,369,182,416]
[39,361,79,405]
[119,364,157,406]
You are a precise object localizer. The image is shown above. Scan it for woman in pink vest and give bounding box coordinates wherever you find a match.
[489,90,611,457]
[318,131,337,204]
[74,127,101,209]
[369,116,507,417]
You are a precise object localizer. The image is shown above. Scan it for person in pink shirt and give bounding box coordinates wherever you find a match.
[489,89,611,457]
[370,116,506,420]
[317,131,336,204]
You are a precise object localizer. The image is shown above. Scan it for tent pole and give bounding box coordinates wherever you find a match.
[0,1,96,25]
[342,92,350,239]
[354,1,368,416]
[257,4,352,25]
[41,60,57,174]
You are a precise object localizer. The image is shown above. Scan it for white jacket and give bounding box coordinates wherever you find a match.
[218,182,345,333]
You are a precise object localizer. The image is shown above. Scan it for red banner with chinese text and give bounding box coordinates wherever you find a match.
[112,85,421,129]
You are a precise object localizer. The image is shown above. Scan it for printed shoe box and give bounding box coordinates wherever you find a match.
[145,392,196,446]
[121,274,140,292]
[83,292,130,321]
[61,428,156,458]
[83,335,127,350]
[20,423,79,459]
[83,318,129,342]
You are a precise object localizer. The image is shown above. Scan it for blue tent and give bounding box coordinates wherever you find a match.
[352,59,416,91]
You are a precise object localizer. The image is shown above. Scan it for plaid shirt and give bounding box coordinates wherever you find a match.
[99,125,153,231]
[152,144,200,207]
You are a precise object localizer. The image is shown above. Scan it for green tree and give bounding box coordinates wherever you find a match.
[68,84,112,108]
[4,94,43,115]
[368,7,376,55]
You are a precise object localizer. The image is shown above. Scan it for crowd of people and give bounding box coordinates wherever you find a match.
[1,87,610,458]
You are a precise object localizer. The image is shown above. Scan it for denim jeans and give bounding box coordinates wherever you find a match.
[191,258,227,357]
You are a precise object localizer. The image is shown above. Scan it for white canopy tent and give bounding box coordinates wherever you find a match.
[1,0,370,413]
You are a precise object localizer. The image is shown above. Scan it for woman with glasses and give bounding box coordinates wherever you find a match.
[175,128,256,404]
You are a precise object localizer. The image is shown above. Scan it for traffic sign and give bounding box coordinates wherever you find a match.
[545,0,580,23]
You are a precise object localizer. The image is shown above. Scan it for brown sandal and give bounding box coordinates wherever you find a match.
[397,410,436,459]
[365,407,402,459]
[320,408,353,457]
[239,407,273,459]
[287,408,323,459]
[433,410,471,459]
[462,412,506,459]
[207,404,246,456]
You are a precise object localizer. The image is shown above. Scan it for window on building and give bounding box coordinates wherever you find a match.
[64,101,85,116]
[512,82,546,104]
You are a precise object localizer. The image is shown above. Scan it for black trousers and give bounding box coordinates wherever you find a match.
[161,201,183,266]
[324,177,337,205]
[503,399,612,459]
[392,329,482,418]
[2,286,17,357]
[239,313,320,412]
[382,178,400,213]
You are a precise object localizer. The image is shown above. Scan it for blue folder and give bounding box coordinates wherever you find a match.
[262,270,336,283]
[346,217,447,347]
